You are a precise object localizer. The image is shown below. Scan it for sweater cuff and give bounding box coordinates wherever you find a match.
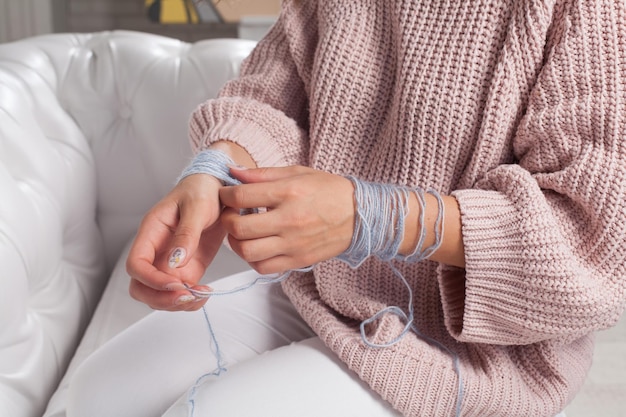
[446,188,530,344]
[189,97,309,168]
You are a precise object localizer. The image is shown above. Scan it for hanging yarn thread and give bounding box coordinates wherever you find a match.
[176,149,463,417]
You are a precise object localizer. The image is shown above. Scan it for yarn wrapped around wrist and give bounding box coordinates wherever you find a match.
[335,177,462,417]
[337,176,445,267]
[177,148,241,186]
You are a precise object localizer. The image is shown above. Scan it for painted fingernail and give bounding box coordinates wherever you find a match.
[187,285,212,299]
[164,282,187,291]
[168,247,186,269]
[175,295,195,305]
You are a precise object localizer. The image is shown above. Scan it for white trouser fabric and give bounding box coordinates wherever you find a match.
[66,270,403,417]
[66,270,567,417]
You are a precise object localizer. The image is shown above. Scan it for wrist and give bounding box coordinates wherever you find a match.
[178,149,238,186]
[337,178,464,268]
[401,193,465,268]
[399,192,435,256]
[209,140,256,169]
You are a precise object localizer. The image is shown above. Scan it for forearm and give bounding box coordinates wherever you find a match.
[400,192,465,268]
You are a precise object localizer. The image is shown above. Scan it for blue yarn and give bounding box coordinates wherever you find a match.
[337,178,411,267]
[178,149,242,186]
[337,177,463,416]
[183,269,311,417]
[176,151,462,417]
[337,177,446,266]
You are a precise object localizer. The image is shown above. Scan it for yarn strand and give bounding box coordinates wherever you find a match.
[337,177,463,416]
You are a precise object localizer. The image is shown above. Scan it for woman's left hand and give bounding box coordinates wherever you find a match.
[219,165,355,274]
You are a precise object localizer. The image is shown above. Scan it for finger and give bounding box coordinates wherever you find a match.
[220,207,280,240]
[228,165,309,184]
[227,234,286,264]
[126,218,188,292]
[249,255,310,276]
[167,196,220,270]
[129,278,208,311]
[218,181,280,211]
[221,166,311,209]
[183,284,213,301]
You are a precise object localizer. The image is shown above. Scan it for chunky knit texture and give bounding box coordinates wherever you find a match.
[189,1,626,415]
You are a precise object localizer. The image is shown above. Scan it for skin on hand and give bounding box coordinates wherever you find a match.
[126,140,257,312]
[126,173,225,311]
[219,165,356,274]
[221,165,466,271]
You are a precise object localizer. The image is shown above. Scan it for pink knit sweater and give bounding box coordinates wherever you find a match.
[189,1,626,415]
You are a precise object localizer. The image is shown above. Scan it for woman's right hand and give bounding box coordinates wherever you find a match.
[126,174,225,311]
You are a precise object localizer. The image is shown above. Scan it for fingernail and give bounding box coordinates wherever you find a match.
[168,247,186,269]
[164,282,187,291]
[187,285,212,299]
[175,295,196,305]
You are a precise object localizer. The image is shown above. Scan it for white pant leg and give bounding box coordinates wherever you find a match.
[67,268,564,417]
[67,270,315,417]
[163,337,404,417]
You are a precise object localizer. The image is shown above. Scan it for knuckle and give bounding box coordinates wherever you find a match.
[126,261,138,278]
[140,209,161,228]
[232,186,248,205]
[252,261,272,275]
[283,181,303,199]
[239,242,257,261]
[174,224,196,240]
[232,221,249,240]
[227,236,242,254]
[128,282,140,301]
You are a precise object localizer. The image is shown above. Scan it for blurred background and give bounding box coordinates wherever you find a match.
[0,0,280,44]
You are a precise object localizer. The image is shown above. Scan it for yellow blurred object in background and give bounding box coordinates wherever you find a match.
[145,0,281,24]
[145,0,200,24]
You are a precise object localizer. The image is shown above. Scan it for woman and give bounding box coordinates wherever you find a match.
[68,0,626,416]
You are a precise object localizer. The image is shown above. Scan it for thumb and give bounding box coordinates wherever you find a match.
[167,199,219,270]
[228,165,307,184]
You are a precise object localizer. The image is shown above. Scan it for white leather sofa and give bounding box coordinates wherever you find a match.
[0,31,252,417]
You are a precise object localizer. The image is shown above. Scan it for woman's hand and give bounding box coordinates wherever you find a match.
[126,174,225,311]
[219,166,355,274]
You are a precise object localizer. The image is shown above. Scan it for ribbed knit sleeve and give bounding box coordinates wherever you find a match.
[448,1,626,345]
[188,0,316,167]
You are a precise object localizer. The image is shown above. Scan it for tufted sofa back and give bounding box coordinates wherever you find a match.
[0,31,254,417]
